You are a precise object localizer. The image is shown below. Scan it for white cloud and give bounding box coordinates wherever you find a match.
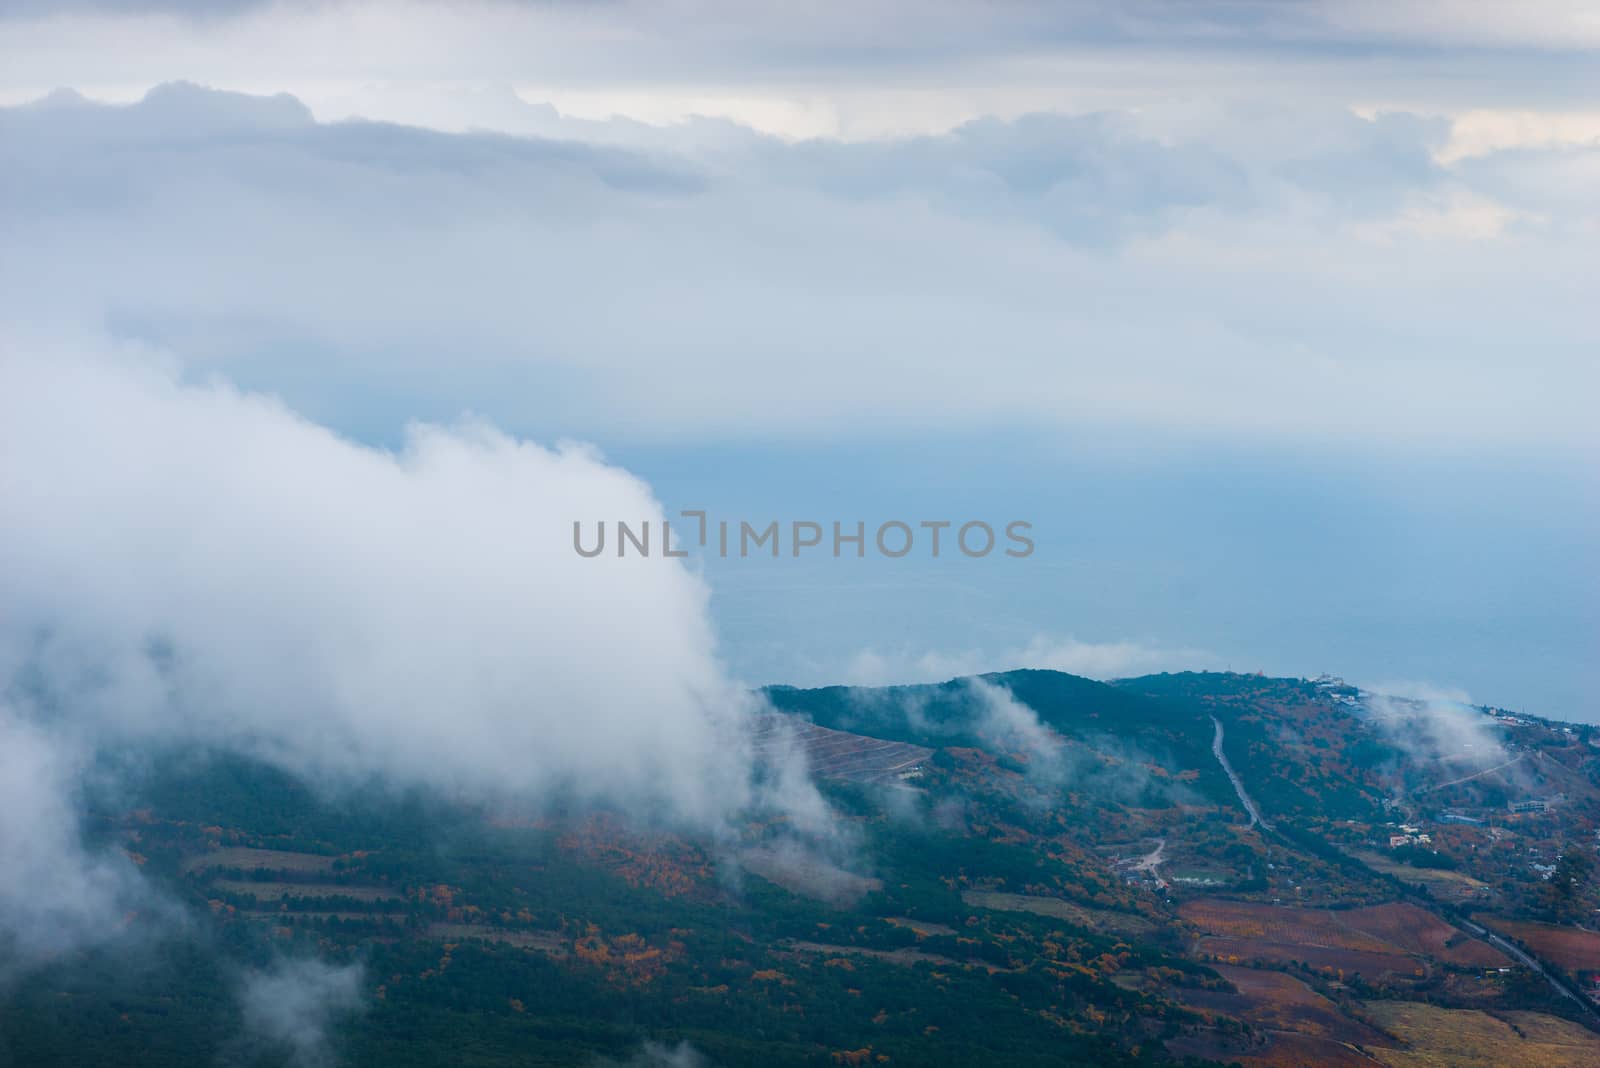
[0,704,159,979]
[2,86,1594,451]
[844,635,1217,686]
[602,1039,712,1068]
[238,957,366,1068]
[1350,188,1541,242]
[3,3,1598,132]
[0,330,849,975]
[1437,108,1600,164]
[1363,683,1511,774]
[0,335,828,835]
[1011,635,1219,680]
[963,677,1068,785]
[843,648,987,686]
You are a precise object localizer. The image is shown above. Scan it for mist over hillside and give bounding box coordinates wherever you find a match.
[3,3,1596,1064]
[6,666,1600,1066]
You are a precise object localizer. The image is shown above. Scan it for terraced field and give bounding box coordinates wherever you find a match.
[963,891,1158,936]
[1174,977,1600,1067]
[1183,899,1505,963]
[1181,899,1506,979]
[1485,918,1600,973]
[781,941,1001,972]
[1356,850,1492,902]
[1344,903,1509,967]
[1182,899,1396,950]
[1195,936,1420,977]
[883,916,956,937]
[1179,964,1389,1043]
[1362,1002,1600,1067]
[182,847,337,873]
[752,715,931,784]
[426,923,568,954]
[212,880,402,903]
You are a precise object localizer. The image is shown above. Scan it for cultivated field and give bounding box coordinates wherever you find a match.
[1361,1001,1600,1067]
[884,916,956,937]
[425,923,568,954]
[1196,936,1420,977]
[1181,899,1396,951]
[1233,1034,1378,1067]
[212,880,401,903]
[182,848,336,874]
[782,941,999,972]
[1484,918,1600,972]
[752,716,932,784]
[242,910,390,921]
[1181,899,1504,973]
[963,891,1157,936]
[1340,903,1509,967]
[1177,995,1600,1068]
[1179,964,1389,1044]
[1166,1030,1375,1067]
[1356,851,1492,902]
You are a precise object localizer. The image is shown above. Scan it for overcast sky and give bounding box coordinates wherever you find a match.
[2,1,1597,726]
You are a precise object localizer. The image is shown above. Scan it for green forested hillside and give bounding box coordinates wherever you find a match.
[8,671,1600,1067]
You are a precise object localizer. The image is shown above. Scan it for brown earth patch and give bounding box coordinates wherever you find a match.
[1483,918,1600,973]
[1361,1000,1600,1067]
[1197,936,1421,978]
[1166,1032,1375,1068]
[1181,899,1396,951]
[1178,964,1389,1045]
[1181,898,1505,974]
[1339,903,1509,968]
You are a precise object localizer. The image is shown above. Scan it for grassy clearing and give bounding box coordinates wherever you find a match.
[1485,918,1600,972]
[425,923,568,954]
[212,880,401,902]
[182,847,336,874]
[1361,1001,1600,1068]
[962,891,1157,935]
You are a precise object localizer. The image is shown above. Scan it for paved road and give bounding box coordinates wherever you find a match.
[1458,916,1597,1016]
[1210,715,1272,831]
[1126,837,1168,890]
[1207,711,1595,1021]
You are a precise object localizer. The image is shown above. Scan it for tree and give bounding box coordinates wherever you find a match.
[1536,849,1596,922]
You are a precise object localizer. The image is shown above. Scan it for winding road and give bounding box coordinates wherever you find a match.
[1205,714,1595,1020]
